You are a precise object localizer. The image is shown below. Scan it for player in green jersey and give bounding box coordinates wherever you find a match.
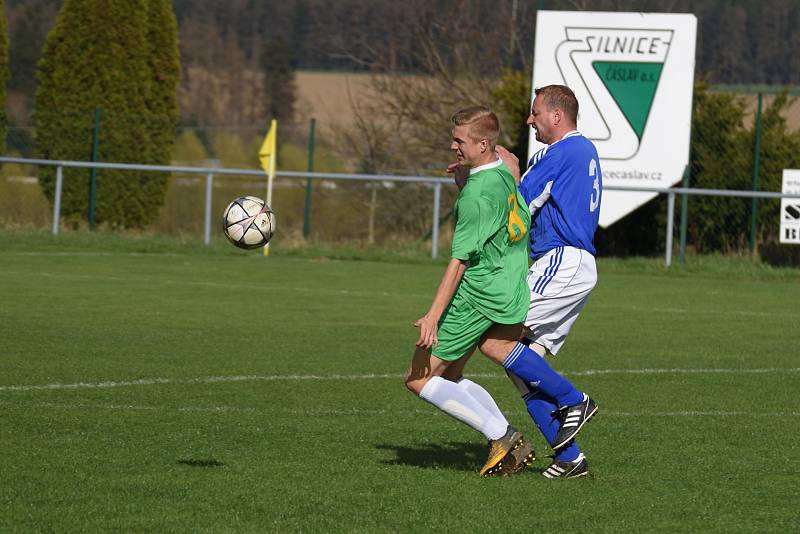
[404,106,535,476]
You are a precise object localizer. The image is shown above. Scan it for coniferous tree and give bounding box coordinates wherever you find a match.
[139,0,180,224]
[33,0,180,228]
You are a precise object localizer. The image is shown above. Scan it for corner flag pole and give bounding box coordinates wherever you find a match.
[259,119,277,256]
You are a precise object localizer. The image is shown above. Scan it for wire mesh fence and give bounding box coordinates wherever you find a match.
[0,157,458,257]
[155,172,456,247]
[588,86,800,265]
[3,88,800,265]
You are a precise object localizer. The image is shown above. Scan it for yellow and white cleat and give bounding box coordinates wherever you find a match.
[497,439,536,476]
[479,425,525,477]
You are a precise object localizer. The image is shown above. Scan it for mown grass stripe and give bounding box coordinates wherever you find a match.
[2,367,798,392]
[1,401,798,418]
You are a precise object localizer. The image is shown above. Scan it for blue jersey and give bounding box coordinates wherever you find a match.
[518,131,602,259]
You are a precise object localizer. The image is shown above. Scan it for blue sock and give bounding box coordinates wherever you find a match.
[503,342,583,407]
[522,389,581,462]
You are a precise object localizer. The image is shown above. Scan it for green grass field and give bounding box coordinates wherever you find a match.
[1,231,799,532]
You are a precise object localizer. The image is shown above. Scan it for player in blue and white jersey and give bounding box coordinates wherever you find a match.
[497,84,601,478]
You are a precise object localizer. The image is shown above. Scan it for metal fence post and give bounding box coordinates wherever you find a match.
[10,156,800,255]
[665,192,675,267]
[52,165,63,235]
[432,183,441,258]
[204,171,213,245]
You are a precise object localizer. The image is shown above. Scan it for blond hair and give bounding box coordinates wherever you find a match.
[451,106,500,148]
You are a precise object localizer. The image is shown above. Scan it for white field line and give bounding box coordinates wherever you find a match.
[567,367,800,376]
[1,368,798,393]
[11,252,182,257]
[0,400,797,418]
[0,374,399,392]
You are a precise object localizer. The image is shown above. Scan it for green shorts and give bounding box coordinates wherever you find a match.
[432,290,494,361]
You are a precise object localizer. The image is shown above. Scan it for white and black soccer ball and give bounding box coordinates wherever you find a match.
[222,196,276,249]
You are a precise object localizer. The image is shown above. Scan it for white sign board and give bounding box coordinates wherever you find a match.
[780,170,800,244]
[530,11,697,227]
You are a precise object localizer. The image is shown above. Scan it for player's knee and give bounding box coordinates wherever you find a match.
[478,337,517,364]
[404,369,425,396]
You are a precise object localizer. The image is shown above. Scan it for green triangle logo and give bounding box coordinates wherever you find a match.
[592,61,664,140]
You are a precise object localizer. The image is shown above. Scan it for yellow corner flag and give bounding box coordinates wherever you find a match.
[259,119,277,256]
[259,119,277,175]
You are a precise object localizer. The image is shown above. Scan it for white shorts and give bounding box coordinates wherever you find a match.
[524,246,596,356]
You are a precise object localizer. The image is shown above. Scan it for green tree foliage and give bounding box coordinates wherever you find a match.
[490,68,531,170]
[278,142,344,174]
[597,83,800,258]
[33,0,179,228]
[172,130,208,165]
[212,132,251,168]
[752,93,800,240]
[0,0,8,155]
[686,83,751,252]
[688,86,800,254]
[143,0,181,192]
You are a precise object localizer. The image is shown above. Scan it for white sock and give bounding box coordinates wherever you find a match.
[419,376,507,440]
[457,378,510,429]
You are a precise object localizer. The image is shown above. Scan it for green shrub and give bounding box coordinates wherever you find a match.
[33,0,179,229]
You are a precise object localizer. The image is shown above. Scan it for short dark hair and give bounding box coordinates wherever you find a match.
[451,106,500,148]
[534,85,578,124]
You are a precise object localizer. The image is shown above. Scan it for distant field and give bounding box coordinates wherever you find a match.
[295,71,378,129]
[1,232,798,532]
[292,71,800,132]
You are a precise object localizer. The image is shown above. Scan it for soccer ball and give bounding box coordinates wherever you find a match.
[222,196,276,249]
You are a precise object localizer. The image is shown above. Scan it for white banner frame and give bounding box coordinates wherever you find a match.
[530,11,697,227]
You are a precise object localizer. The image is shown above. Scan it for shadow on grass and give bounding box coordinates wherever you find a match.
[376,441,485,471]
[176,458,226,468]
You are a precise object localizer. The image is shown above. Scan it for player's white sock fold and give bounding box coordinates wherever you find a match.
[456,377,510,429]
[419,376,507,441]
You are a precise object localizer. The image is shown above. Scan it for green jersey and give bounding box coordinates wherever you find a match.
[450,159,530,324]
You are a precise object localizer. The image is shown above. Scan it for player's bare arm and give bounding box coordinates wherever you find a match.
[446,162,470,190]
[414,258,467,349]
[495,145,521,183]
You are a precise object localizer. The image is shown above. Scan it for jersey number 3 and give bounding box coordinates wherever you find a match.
[507,193,527,243]
[589,159,600,213]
